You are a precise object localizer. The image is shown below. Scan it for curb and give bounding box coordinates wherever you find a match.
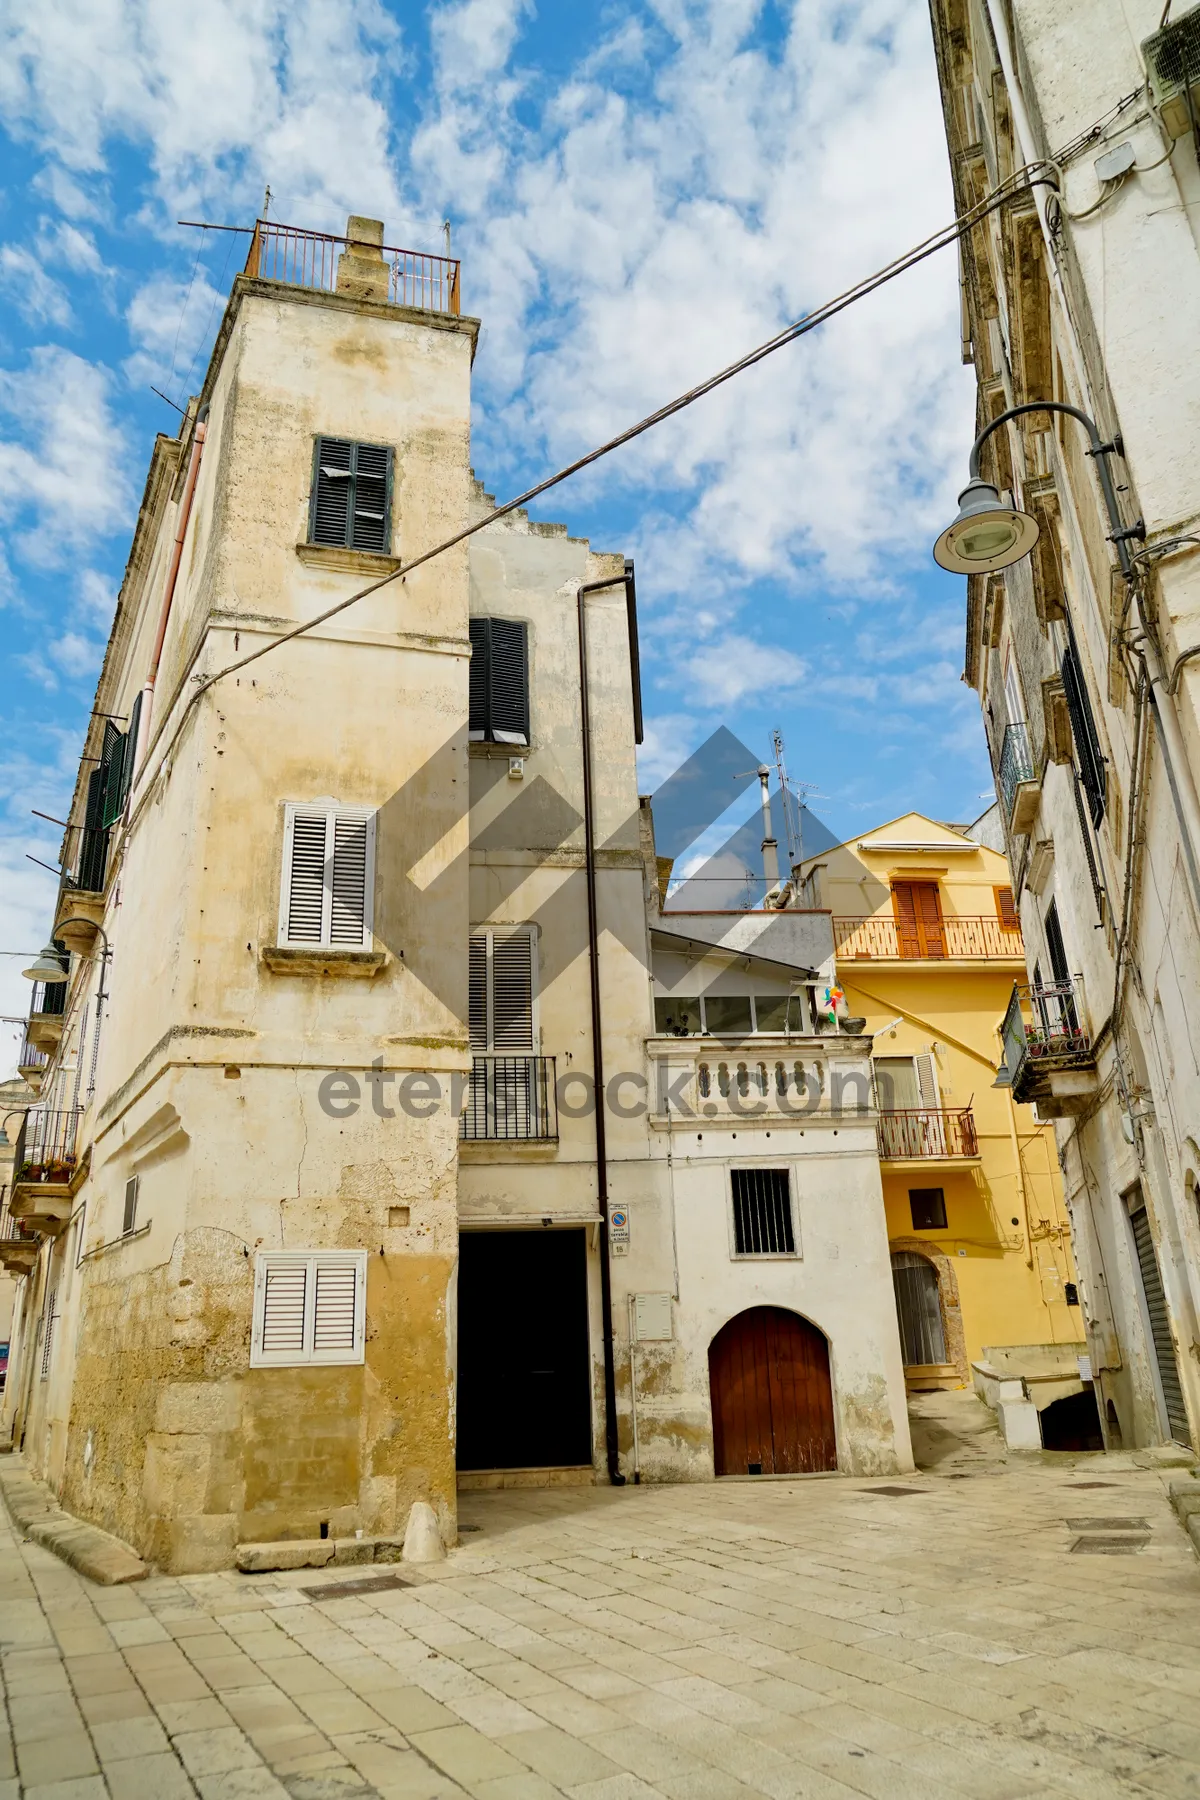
[0,1455,148,1585]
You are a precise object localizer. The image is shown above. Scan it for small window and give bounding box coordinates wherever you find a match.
[909,1188,947,1231]
[731,1168,796,1256]
[122,1176,140,1236]
[995,886,1020,931]
[654,997,700,1034]
[469,618,529,745]
[251,1251,367,1367]
[705,995,753,1035]
[309,437,393,553]
[279,804,376,949]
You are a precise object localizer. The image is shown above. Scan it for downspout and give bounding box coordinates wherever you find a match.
[578,573,630,1486]
[134,408,208,784]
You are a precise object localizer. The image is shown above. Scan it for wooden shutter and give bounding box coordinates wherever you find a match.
[491,933,534,1050]
[489,619,529,744]
[468,935,488,1049]
[77,767,109,893]
[329,814,369,945]
[468,619,490,738]
[1061,638,1106,825]
[122,1175,139,1235]
[891,884,922,957]
[914,883,945,957]
[98,720,125,827]
[281,806,374,948]
[349,443,392,553]
[995,885,1020,930]
[915,1053,940,1109]
[310,436,354,546]
[252,1252,366,1367]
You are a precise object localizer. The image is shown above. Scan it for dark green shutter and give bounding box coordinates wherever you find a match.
[120,692,143,808]
[489,620,529,743]
[99,721,125,827]
[310,437,354,545]
[1061,639,1106,826]
[468,619,490,736]
[76,768,109,893]
[350,444,392,552]
[309,437,392,552]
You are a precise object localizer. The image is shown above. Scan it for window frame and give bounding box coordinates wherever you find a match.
[726,1165,801,1261]
[278,801,377,951]
[908,1187,948,1231]
[250,1250,367,1368]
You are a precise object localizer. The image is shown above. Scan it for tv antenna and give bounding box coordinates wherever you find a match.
[772,728,821,875]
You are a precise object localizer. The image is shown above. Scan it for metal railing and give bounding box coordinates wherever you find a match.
[1019,979,1089,1059]
[834,915,1024,959]
[17,1034,48,1077]
[999,721,1036,817]
[29,979,67,1019]
[13,1108,81,1185]
[245,220,462,315]
[878,1107,979,1159]
[69,822,110,894]
[460,1056,557,1141]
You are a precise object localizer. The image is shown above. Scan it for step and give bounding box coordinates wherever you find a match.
[236,1534,404,1573]
[0,1457,147,1585]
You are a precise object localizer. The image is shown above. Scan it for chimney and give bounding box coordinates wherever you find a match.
[336,215,389,303]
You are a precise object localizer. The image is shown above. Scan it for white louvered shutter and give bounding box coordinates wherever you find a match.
[252,1252,366,1367]
[491,933,534,1050]
[280,805,374,948]
[915,1053,940,1109]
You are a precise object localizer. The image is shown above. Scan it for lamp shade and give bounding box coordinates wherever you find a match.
[22,942,68,983]
[933,478,1041,574]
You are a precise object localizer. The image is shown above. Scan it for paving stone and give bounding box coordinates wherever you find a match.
[100,1751,198,1798]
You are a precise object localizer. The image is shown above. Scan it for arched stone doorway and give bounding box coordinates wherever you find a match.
[888,1238,968,1388]
[708,1307,836,1475]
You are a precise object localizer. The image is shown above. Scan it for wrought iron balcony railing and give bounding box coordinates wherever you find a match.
[460,1056,557,1141]
[13,1108,82,1185]
[999,721,1039,826]
[1002,979,1094,1107]
[17,1034,48,1077]
[29,979,67,1019]
[246,220,462,315]
[877,1106,979,1160]
[834,915,1024,960]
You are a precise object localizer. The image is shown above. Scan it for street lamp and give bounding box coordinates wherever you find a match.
[933,400,1143,576]
[21,943,69,983]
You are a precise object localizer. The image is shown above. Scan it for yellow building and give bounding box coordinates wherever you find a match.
[803,811,1089,1443]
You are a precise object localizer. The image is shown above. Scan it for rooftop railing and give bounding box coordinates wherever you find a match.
[834,915,1024,960]
[246,220,461,315]
[460,1056,557,1141]
[878,1106,979,1160]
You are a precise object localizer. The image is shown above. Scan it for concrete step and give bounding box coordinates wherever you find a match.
[236,1534,404,1573]
[1168,1475,1200,1558]
[0,1457,147,1585]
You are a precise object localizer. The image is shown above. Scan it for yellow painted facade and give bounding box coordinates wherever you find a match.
[808,812,1084,1384]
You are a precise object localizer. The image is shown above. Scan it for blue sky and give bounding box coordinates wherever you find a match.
[0,0,992,1056]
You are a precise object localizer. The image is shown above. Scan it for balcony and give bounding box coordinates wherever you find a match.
[878,1106,980,1163]
[1003,981,1098,1117]
[834,915,1024,961]
[999,722,1040,834]
[26,978,67,1050]
[460,1057,557,1142]
[17,1033,48,1093]
[647,1037,873,1129]
[246,220,461,316]
[0,1186,39,1275]
[10,1108,82,1234]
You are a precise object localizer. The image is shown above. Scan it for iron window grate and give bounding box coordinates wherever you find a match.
[731,1168,795,1255]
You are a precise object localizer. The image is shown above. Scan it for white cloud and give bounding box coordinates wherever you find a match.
[0,346,133,563]
[0,244,73,328]
[125,271,225,390]
[681,634,808,707]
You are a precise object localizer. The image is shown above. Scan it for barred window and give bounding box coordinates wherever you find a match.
[731,1168,797,1256]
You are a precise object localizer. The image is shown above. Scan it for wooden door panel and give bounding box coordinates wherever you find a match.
[709,1307,836,1475]
[891,882,944,958]
[891,883,922,958]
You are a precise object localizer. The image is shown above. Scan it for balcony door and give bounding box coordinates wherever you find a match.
[891,882,945,958]
[467,929,539,1135]
[875,1053,943,1157]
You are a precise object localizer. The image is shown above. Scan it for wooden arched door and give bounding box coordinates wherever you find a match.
[708,1307,836,1475]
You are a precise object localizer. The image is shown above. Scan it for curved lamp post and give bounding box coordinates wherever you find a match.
[934,401,1142,576]
[22,923,112,1103]
[935,400,1200,919]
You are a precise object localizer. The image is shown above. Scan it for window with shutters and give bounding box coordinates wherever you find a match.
[874,1054,940,1112]
[469,617,529,745]
[1061,637,1106,826]
[730,1168,798,1257]
[994,885,1020,931]
[122,1176,140,1236]
[95,693,143,833]
[250,1250,367,1367]
[308,437,394,554]
[468,928,536,1049]
[891,882,945,958]
[278,803,375,949]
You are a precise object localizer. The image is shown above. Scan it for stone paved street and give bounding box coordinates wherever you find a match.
[1,1420,1199,1799]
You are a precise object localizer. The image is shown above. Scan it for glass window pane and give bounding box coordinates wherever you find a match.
[705,996,753,1035]
[875,1056,920,1110]
[753,996,795,1033]
[655,996,701,1034]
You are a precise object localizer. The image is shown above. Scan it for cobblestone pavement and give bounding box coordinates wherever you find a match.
[1,1443,1199,1799]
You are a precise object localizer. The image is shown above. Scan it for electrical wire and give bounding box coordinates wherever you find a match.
[131,161,1059,809]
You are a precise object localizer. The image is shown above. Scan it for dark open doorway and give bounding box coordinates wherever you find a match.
[457,1229,592,1471]
[1040,1387,1104,1451]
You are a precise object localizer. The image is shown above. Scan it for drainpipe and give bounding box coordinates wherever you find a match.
[134,408,208,783]
[578,574,629,1486]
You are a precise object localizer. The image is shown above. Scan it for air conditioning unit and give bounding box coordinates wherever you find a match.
[1143,4,1200,138]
